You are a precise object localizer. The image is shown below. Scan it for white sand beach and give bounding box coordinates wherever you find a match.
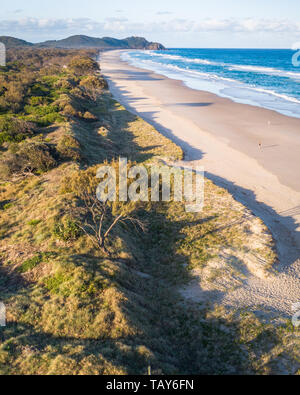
[100,50,300,315]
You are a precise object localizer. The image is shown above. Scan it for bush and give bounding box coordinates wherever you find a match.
[0,81,25,112]
[81,111,98,122]
[0,141,57,178]
[62,104,78,117]
[28,96,46,106]
[68,56,99,76]
[24,104,60,116]
[55,95,82,118]
[0,116,35,145]
[57,135,81,161]
[1,202,13,210]
[38,112,65,126]
[18,141,57,173]
[24,104,65,126]
[79,75,108,90]
[54,78,76,91]
[31,83,50,97]
[52,218,82,241]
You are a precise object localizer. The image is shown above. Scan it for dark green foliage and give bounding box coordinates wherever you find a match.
[52,218,82,241]
[44,272,69,295]
[18,254,43,273]
[18,252,55,273]
[24,104,64,126]
[0,116,35,145]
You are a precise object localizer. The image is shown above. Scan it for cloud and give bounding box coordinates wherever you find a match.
[105,17,128,23]
[156,11,173,15]
[195,18,300,34]
[0,17,299,41]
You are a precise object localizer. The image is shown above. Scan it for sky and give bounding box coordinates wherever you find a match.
[0,0,300,48]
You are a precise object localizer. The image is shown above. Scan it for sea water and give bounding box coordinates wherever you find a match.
[122,48,300,119]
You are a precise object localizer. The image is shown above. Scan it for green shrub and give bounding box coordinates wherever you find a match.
[52,218,82,241]
[31,83,50,97]
[18,254,43,273]
[28,96,45,106]
[38,112,64,126]
[28,219,42,226]
[0,116,35,145]
[24,104,60,116]
[0,200,12,210]
[44,272,71,295]
[24,104,65,126]
[3,203,13,210]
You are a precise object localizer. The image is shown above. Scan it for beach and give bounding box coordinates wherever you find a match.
[100,50,300,313]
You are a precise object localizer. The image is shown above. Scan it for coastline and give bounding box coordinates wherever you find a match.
[100,49,300,250]
[100,49,300,315]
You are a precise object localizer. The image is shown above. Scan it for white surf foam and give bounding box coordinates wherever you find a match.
[122,51,300,119]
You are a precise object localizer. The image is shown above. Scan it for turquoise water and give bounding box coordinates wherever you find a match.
[122,49,300,118]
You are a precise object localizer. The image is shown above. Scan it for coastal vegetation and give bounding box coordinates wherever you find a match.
[0,48,298,375]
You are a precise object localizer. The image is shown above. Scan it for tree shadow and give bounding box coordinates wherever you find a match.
[204,171,300,270]
[105,68,165,82]
[104,77,205,160]
[0,262,27,295]
[0,203,297,374]
[167,102,213,107]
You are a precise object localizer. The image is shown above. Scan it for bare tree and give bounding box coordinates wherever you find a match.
[73,191,147,256]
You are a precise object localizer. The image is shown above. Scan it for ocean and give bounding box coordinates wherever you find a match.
[121,48,300,119]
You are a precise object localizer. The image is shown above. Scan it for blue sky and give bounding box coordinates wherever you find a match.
[1,0,300,48]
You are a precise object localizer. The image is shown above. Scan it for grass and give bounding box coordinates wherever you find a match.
[27,220,42,227]
[18,255,43,273]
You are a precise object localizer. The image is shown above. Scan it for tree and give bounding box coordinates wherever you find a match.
[68,56,99,76]
[75,191,146,255]
[62,162,147,256]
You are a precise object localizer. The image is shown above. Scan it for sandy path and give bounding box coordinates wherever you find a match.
[100,50,300,317]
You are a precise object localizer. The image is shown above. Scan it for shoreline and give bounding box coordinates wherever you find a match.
[100,50,300,272]
[115,50,300,193]
[121,50,300,121]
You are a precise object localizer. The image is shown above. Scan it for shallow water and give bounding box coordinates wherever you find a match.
[122,48,300,119]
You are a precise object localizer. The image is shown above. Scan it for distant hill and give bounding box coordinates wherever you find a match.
[0,35,165,50]
[0,36,33,48]
[37,35,165,50]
